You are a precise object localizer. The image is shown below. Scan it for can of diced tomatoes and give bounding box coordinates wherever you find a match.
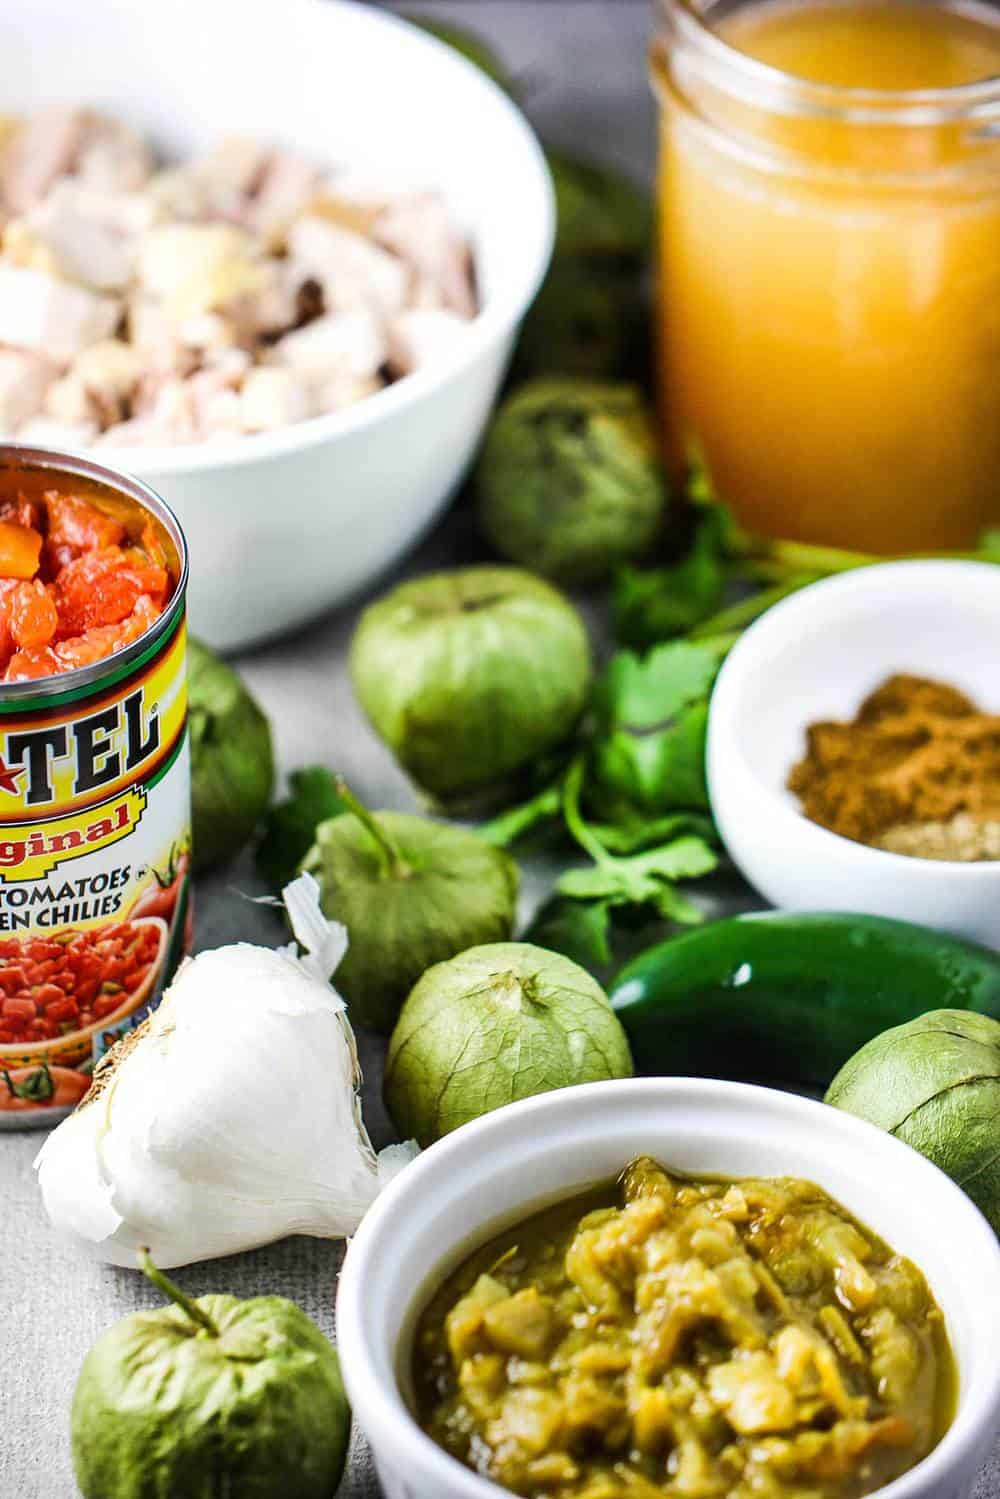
[0,448,190,1127]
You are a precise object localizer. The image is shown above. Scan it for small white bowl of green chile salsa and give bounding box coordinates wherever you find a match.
[336,1077,1000,1499]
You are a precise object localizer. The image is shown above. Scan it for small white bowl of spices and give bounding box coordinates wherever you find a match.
[706,560,1000,948]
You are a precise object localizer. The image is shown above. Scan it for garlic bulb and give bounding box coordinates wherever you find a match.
[35,875,411,1268]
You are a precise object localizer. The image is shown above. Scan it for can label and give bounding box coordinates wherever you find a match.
[0,611,190,1123]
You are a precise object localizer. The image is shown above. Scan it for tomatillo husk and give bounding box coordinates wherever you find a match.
[477,379,666,585]
[188,638,274,872]
[72,1254,350,1499]
[350,566,591,809]
[302,782,518,1032]
[826,1008,1000,1232]
[384,941,633,1145]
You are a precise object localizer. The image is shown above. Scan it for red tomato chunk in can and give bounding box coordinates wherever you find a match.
[0,486,174,681]
[0,921,163,1042]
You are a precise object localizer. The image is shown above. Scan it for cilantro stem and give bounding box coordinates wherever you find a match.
[334,776,411,879]
[562,757,615,868]
[766,537,1000,573]
[688,578,820,640]
[478,783,562,848]
[739,539,999,587]
[759,539,876,574]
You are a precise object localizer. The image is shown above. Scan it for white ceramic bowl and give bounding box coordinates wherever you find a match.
[1,0,554,650]
[707,561,1000,947]
[337,1078,1000,1499]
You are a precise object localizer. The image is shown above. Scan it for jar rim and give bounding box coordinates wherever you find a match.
[657,0,1000,125]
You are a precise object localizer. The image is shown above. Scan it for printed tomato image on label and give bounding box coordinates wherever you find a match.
[0,449,190,1127]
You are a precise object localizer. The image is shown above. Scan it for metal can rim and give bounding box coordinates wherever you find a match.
[0,445,190,703]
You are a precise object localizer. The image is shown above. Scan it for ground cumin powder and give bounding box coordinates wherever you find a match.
[787,674,1000,861]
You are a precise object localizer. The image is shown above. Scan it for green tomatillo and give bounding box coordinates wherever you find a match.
[301,781,518,1032]
[384,941,633,1145]
[188,638,275,872]
[477,380,667,585]
[350,566,591,810]
[826,1008,1000,1232]
[71,1253,350,1499]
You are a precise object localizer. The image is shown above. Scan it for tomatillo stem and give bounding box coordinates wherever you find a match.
[334,776,411,879]
[140,1249,219,1336]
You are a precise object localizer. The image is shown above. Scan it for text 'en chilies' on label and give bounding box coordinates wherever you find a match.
[0,450,191,1128]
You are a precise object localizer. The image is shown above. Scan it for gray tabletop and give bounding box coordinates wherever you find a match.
[1,3,997,1495]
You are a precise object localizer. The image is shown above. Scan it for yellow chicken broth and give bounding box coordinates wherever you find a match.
[655,0,1000,552]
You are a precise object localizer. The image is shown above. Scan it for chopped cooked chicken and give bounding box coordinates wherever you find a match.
[286,215,408,317]
[386,308,470,376]
[0,349,53,431]
[0,108,89,215]
[376,194,476,317]
[270,309,386,382]
[127,295,202,375]
[136,223,265,317]
[44,372,97,428]
[147,136,269,223]
[247,150,321,244]
[0,109,152,216]
[202,346,253,385]
[0,266,120,362]
[239,367,312,431]
[5,181,151,290]
[73,115,153,196]
[94,416,167,447]
[186,370,243,437]
[0,110,477,445]
[45,339,141,428]
[314,372,382,414]
[315,164,432,221]
[131,375,200,444]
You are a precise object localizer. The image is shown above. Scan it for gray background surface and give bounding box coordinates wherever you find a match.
[1,1,997,1494]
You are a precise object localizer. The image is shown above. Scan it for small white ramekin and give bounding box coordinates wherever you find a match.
[337,1078,1000,1499]
[707,560,1000,947]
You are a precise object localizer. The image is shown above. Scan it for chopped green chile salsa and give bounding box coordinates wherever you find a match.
[413,1159,954,1499]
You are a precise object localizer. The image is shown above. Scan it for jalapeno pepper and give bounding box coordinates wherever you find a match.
[609,911,1000,1090]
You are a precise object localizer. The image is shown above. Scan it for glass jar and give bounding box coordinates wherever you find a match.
[653,0,1000,552]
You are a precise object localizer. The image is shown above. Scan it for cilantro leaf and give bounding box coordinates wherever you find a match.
[652,883,706,925]
[256,767,346,889]
[613,511,727,649]
[594,639,723,732]
[588,639,728,820]
[586,810,717,856]
[556,835,717,906]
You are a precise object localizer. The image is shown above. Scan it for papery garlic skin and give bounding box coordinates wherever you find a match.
[35,878,394,1268]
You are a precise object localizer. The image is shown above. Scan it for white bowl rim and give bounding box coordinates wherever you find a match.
[709,558,1000,878]
[336,1076,1000,1499]
[78,0,556,479]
